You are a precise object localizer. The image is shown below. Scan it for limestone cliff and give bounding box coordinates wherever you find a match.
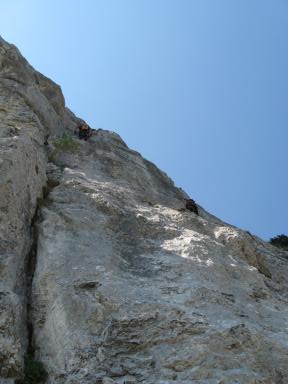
[0,36,288,384]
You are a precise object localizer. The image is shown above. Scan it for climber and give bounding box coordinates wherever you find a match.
[77,123,92,141]
[185,198,199,215]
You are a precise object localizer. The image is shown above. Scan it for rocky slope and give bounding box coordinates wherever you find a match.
[0,36,288,384]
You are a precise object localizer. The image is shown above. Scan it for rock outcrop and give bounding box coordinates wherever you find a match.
[0,36,78,380]
[0,36,288,384]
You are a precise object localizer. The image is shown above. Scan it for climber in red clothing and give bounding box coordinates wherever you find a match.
[76,123,93,141]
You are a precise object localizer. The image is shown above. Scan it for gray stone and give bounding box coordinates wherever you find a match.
[102,377,115,384]
[109,366,125,377]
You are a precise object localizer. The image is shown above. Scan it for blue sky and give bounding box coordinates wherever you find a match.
[2,0,287,240]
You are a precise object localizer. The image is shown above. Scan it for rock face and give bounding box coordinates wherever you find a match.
[0,36,288,384]
[0,36,78,380]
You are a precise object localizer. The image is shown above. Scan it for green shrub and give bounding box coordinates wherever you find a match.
[16,356,48,384]
[24,356,48,384]
[50,133,80,160]
[269,234,288,250]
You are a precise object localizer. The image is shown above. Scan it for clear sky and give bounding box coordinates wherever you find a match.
[2,0,287,240]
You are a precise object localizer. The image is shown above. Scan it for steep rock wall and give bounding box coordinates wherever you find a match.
[0,36,287,384]
[32,133,288,384]
[0,36,78,380]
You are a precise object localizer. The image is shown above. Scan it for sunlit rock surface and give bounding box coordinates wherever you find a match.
[0,36,288,384]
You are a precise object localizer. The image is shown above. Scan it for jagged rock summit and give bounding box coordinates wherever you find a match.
[0,36,288,384]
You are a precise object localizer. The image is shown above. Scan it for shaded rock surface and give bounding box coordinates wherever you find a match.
[0,36,78,380]
[0,36,287,383]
